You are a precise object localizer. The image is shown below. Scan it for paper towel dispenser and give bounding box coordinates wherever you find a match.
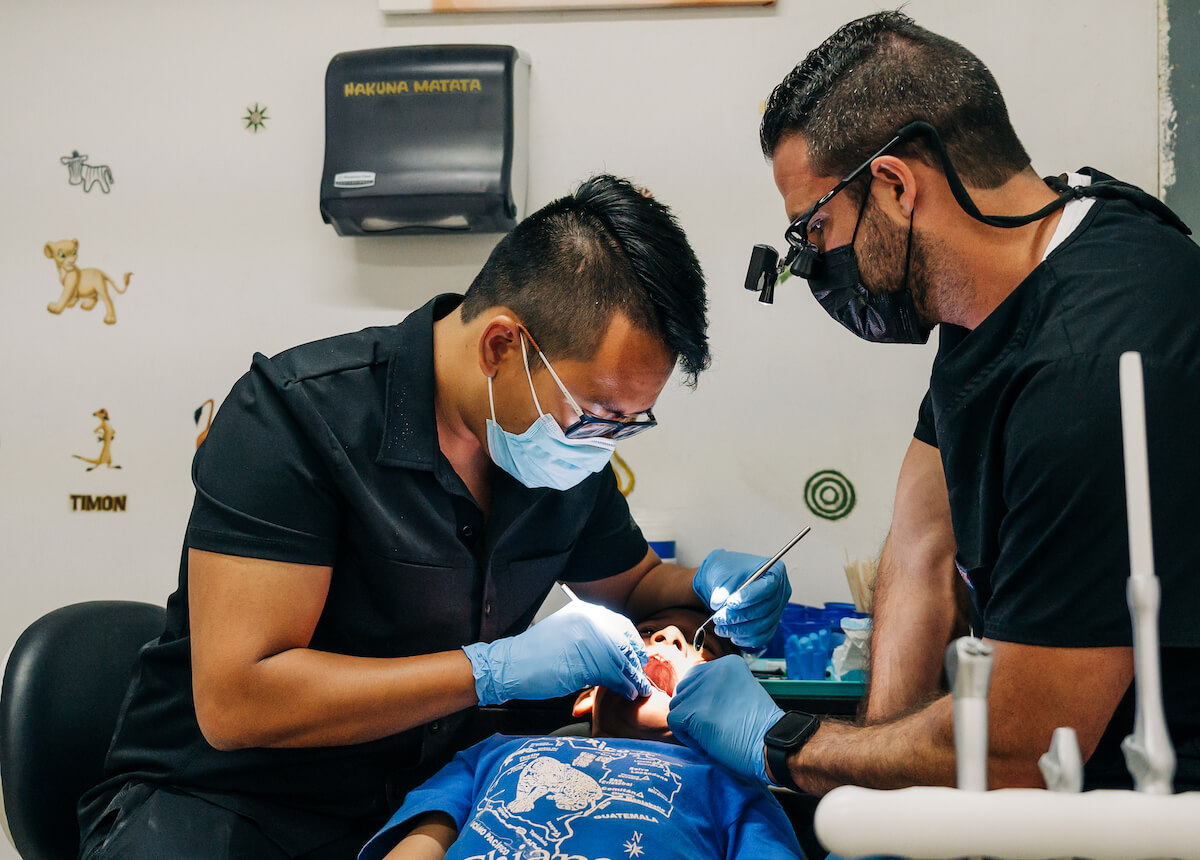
[320,45,530,236]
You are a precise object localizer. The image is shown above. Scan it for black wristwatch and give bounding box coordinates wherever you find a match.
[764,711,820,792]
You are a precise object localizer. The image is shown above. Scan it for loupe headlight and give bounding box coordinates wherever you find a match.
[744,221,818,305]
[744,244,780,304]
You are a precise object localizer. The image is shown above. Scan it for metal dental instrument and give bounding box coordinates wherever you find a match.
[692,526,811,652]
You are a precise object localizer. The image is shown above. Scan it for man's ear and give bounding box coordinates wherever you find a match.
[477,313,522,378]
[870,155,917,218]
[572,687,597,718]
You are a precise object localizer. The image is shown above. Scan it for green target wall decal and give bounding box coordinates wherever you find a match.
[804,469,856,520]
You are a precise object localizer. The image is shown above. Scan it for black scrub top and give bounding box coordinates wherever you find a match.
[80,294,650,851]
[913,171,1200,790]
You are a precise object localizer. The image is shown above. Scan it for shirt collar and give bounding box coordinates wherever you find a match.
[377,293,464,469]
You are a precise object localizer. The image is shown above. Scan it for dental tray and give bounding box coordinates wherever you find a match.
[758,679,866,699]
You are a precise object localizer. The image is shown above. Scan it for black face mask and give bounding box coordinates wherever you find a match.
[808,244,929,344]
[806,191,929,344]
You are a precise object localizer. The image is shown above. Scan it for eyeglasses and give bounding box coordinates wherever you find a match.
[520,328,658,441]
[745,123,926,304]
[782,127,918,279]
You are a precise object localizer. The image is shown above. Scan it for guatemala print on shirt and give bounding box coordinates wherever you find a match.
[467,737,680,860]
[360,733,803,860]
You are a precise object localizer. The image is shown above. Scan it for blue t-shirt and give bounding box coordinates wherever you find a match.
[360,734,803,860]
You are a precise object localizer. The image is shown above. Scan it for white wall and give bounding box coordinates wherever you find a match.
[0,1,1159,853]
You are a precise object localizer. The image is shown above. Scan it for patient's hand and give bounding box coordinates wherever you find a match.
[383,812,457,860]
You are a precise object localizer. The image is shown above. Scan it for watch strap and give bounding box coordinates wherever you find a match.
[766,740,803,792]
[765,711,819,792]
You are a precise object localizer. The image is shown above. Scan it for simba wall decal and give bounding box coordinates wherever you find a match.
[44,239,132,325]
[60,150,114,193]
[73,407,121,471]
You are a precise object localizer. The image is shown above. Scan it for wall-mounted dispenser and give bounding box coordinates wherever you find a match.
[320,45,530,236]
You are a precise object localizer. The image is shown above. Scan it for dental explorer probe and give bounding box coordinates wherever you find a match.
[693,526,811,653]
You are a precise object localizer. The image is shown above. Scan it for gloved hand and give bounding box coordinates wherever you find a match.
[693,549,792,648]
[462,599,652,706]
[667,654,784,784]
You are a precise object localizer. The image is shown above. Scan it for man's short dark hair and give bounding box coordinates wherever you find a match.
[761,11,1031,193]
[461,174,710,386]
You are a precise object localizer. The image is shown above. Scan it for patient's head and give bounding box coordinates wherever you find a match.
[572,606,738,742]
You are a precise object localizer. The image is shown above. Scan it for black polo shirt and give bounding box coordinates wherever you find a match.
[913,172,1200,790]
[81,294,649,851]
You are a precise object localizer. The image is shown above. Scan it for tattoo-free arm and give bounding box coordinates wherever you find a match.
[865,438,963,723]
[780,640,1134,794]
[381,813,458,860]
[189,549,480,751]
[569,548,703,619]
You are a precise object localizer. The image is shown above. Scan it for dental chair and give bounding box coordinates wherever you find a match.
[0,600,165,860]
[814,354,1200,860]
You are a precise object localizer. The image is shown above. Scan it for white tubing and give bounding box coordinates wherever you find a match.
[1119,352,1155,582]
[953,698,988,792]
[815,785,1200,860]
[1118,351,1176,794]
[945,637,993,793]
[1038,727,1083,794]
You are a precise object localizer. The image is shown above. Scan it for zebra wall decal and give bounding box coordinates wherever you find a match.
[60,150,114,194]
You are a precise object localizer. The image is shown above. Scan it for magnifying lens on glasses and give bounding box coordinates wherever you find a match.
[744,241,812,305]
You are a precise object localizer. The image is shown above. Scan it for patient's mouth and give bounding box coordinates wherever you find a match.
[644,655,677,696]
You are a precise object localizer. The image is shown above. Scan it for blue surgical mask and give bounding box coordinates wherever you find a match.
[485,335,616,491]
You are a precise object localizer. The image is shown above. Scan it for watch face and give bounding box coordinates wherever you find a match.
[768,711,819,747]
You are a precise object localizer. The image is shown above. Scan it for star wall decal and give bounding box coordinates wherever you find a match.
[243,102,270,133]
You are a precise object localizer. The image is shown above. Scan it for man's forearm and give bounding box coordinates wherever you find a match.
[864,531,961,722]
[781,696,958,796]
[622,560,705,620]
[196,648,479,752]
[864,438,961,723]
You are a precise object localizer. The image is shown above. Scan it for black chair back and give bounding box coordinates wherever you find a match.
[1,601,165,860]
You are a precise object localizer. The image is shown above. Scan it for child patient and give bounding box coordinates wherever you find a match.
[359,606,804,860]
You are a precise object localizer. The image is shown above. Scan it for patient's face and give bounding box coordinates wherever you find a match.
[574,606,735,742]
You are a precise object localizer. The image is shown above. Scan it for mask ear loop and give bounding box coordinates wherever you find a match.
[488,329,546,426]
[519,325,587,422]
[519,332,546,415]
[902,205,915,294]
[849,176,871,246]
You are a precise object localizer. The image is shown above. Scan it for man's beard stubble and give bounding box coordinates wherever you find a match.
[856,200,964,331]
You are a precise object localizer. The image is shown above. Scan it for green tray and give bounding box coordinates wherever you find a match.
[758,679,866,699]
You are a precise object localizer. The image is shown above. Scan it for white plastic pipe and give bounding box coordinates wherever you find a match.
[945,637,994,793]
[1118,351,1175,794]
[814,785,1200,860]
[1038,726,1083,794]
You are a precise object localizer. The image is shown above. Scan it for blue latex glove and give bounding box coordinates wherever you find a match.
[463,599,652,706]
[693,549,792,648]
[667,654,784,784]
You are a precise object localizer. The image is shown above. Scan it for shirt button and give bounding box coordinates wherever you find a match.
[459,524,474,540]
[429,721,440,733]
[485,601,492,617]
